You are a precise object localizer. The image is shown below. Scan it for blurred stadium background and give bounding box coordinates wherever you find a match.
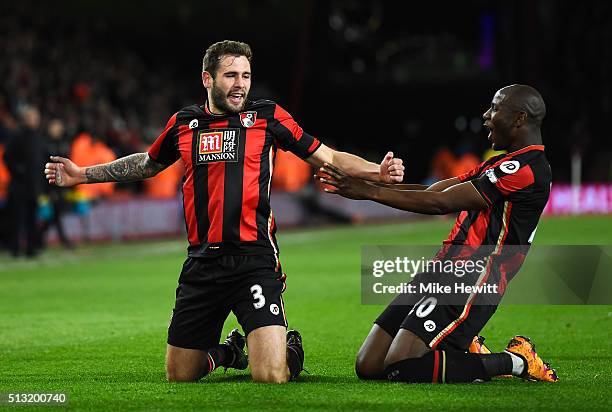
[1,1,611,410]
[1,0,611,248]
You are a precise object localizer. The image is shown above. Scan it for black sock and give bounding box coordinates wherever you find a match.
[477,353,513,377]
[209,344,235,367]
[355,367,386,381]
[384,350,490,383]
[198,344,231,379]
[286,343,304,380]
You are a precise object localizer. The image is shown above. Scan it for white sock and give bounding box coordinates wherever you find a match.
[505,350,525,376]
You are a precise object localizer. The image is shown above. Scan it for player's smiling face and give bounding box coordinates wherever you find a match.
[483,90,513,151]
[205,55,251,114]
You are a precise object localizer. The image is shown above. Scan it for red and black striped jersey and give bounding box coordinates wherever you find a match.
[148,100,322,257]
[444,145,551,247]
[440,145,551,291]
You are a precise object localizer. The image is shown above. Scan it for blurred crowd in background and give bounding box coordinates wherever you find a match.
[1,0,610,256]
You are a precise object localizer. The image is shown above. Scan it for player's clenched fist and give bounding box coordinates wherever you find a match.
[44,156,86,187]
[379,151,404,183]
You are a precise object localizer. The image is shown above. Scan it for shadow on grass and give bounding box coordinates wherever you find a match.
[204,374,253,383]
[297,375,360,384]
[205,374,360,384]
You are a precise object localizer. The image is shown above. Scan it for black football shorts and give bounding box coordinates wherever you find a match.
[374,270,498,351]
[167,254,288,350]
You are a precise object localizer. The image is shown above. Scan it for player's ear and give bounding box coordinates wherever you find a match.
[514,111,528,127]
[202,71,213,89]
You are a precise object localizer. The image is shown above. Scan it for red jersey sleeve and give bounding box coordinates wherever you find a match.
[148,112,180,166]
[472,160,536,205]
[269,104,321,159]
[456,161,486,182]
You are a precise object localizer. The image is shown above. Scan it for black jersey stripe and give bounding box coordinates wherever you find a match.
[222,117,246,241]
[254,105,275,244]
[255,142,274,242]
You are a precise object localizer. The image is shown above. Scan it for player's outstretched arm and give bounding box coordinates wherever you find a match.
[425,177,462,192]
[370,177,461,192]
[318,164,487,215]
[307,144,404,183]
[44,152,166,187]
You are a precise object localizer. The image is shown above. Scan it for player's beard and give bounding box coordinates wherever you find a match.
[210,82,248,114]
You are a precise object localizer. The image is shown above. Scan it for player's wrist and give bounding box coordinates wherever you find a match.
[78,167,89,184]
[373,167,386,182]
[371,185,383,201]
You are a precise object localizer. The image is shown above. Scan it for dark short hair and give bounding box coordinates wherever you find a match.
[202,40,252,77]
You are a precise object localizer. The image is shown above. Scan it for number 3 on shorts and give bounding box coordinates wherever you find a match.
[250,284,266,309]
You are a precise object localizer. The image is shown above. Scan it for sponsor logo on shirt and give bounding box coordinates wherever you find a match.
[195,128,240,164]
[500,160,520,174]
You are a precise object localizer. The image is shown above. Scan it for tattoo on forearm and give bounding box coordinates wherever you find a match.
[85,153,165,183]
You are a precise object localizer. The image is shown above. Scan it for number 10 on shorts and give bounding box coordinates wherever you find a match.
[250,284,265,309]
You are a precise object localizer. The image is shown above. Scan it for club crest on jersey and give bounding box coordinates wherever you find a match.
[189,119,199,129]
[196,128,240,165]
[239,111,257,128]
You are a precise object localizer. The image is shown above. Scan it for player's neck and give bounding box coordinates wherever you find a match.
[507,132,542,153]
[205,99,226,116]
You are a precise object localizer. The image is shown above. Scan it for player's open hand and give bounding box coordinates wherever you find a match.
[379,151,404,184]
[317,163,372,200]
[44,156,85,187]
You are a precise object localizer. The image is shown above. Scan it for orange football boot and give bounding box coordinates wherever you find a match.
[505,335,559,382]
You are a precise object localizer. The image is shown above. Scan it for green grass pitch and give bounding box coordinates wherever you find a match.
[1,215,611,411]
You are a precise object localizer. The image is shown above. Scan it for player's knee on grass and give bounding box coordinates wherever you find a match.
[166,357,203,382]
[383,329,430,368]
[355,352,385,380]
[165,345,207,382]
[355,325,395,379]
[251,367,289,384]
[166,367,201,382]
[247,325,289,383]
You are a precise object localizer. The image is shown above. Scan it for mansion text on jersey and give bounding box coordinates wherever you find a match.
[199,152,237,162]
